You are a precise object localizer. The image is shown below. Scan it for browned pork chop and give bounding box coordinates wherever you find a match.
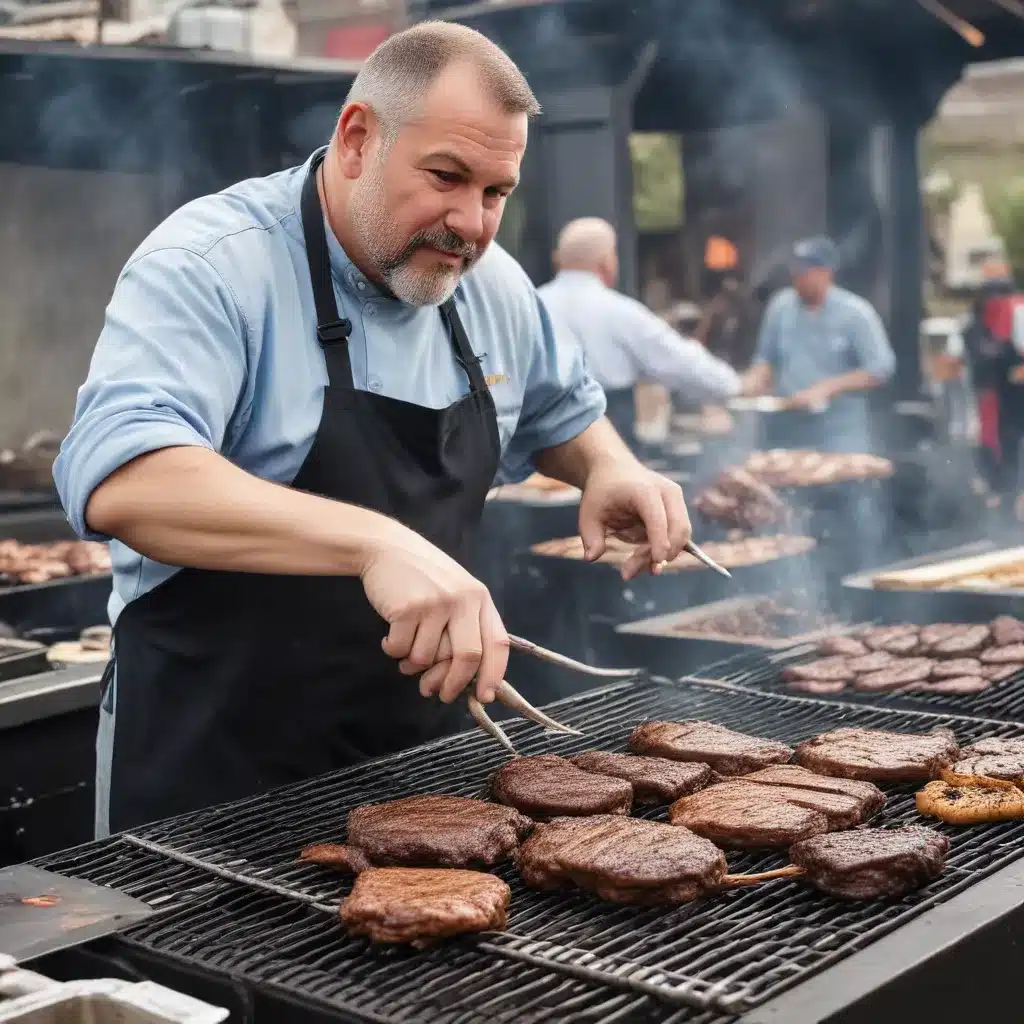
[628,720,793,776]
[568,751,711,804]
[794,727,959,783]
[491,755,633,820]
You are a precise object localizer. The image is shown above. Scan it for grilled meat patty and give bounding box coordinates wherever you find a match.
[854,658,934,693]
[628,720,793,776]
[953,738,1024,780]
[991,616,1024,647]
[788,679,848,695]
[907,676,989,695]
[819,636,868,657]
[981,643,1024,664]
[781,657,855,683]
[931,625,991,657]
[931,658,983,678]
[789,826,950,899]
[794,727,959,782]
[567,752,711,805]
[669,782,830,847]
[491,755,632,820]
[739,765,886,816]
[982,662,1024,681]
[519,814,727,905]
[301,795,533,872]
[847,651,897,674]
[339,868,510,943]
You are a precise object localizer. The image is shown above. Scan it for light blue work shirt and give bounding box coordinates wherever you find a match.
[753,285,895,452]
[537,270,741,402]
[54,149,606,628]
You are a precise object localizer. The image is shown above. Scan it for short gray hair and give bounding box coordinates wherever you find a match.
[345,21,541,142]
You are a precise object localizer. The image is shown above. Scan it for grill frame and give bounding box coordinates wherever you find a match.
[31,678,1024,1024]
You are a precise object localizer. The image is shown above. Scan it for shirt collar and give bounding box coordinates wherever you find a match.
[555,269,606,288]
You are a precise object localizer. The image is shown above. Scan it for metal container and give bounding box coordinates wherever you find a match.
[0,577,111,635]
[0,639,48,683]
[0,955,227,1023]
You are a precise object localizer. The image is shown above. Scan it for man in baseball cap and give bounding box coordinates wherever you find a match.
[741,234,895,453]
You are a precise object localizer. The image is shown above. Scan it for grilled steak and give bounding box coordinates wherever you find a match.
[669,782,830,847]
[491,755,632,819]
[568,752,711,804]
[794,727,959,782]
[790,826,950,899]
[848,651,897,674]
[854,658,934,693]
[875,633,923,656]
[991,615,1024,647]
[339,868,510,943]
[819,636,868,657]
[519,814,727,905]
[628,720,793,776]
[982,662,1024,681]
[907,676,989,695]
[981,643,1024,664]
[781,657,855,683]
[961,737,1024,756]
[952,752,1024,779]
[788,679,848,695]
[932,658,983,678]
[931,625,990,657]
[919,623,964,646]
[301,795,533,872]
[739,764,886,818]
[861,626,919,655]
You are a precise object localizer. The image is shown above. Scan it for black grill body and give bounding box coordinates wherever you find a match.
[29,680,1024,1024]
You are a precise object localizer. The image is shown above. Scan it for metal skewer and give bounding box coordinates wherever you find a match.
[508,634,641,678]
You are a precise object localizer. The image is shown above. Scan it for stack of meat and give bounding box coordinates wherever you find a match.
[0,540,111,586]
[532,533,815,571]
[694,467,792,530]
[742,450,893,489]
[301,718,962,945]
[782,616,1024,696]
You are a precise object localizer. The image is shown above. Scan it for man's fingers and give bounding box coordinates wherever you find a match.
[474,600,510,704]
[620,545,653,581]
[382,618,417,661]
[399,613,448,676]
[663,480,692,562]
[635,486,670,564]
[418,660,450,698]
[577,499,607,562]
[437,609,485,704]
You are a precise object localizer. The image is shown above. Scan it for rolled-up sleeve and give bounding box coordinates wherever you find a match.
[850,301,896,381]
[54,247,248,540]
[623,299,740,402]
[501,292,606,482]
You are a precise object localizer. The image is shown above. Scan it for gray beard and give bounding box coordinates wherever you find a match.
[348,161,480,306]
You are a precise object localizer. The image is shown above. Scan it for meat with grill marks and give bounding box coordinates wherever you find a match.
[491,755,633,820]
[567,751,711,805]
[518,814,727,905]
[794,727,959,783]
[789,826,949,899]
[340,867,510,944]
[628,720,793,776]
[300,795,532,872]
[669,767,883,848]
[952,736,1024,781]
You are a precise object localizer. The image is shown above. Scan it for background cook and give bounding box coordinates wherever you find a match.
[54,22,692,838]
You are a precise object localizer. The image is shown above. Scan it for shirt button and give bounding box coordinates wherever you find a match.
[365,306,377,317]
[356,281,366,292]
[369,378,383,391]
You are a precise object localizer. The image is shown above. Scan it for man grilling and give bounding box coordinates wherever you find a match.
[741,236,895,453]
[55,23,692,838]
[537,217,741,447]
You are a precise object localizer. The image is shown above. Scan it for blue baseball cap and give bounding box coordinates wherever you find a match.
[791,236,840,274]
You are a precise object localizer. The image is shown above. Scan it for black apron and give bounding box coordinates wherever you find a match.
[103,150,501,833]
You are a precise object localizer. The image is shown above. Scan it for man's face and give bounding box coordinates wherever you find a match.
[792,265,832,306]
[345,62,527,306]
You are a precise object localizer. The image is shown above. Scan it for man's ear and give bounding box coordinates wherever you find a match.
[335,103,377,180]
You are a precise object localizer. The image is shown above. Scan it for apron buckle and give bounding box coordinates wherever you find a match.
[317,319,352,345]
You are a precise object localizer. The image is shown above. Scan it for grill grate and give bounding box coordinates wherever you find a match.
[34,680,1024,1022]
[698,645,1024,722]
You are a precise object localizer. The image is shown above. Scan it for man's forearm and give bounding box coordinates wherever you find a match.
[741,362,773,396]
[535,418,637,489]
[820,369,885,398]
[85,445,410,576]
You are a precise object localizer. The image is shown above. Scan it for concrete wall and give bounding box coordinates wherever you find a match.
[0,162,164,448]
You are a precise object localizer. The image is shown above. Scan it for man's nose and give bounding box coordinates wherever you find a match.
[445,194,485,244]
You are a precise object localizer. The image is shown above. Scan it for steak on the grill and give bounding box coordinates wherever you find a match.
[848,651,897,674]
[961,737,1024,756]
[669,782,830,847]
[794,727,959,782]
[819,636,868,657]
[628,720,793,775]
[991,616,1024,647]
[982,662,1024,681]
[789,826,950,899]
[518,814,727,905]
[932,658,983,678]
[567,752,711,805]
[931,625,990,657]
[339,867,510,943]
[788,679,848,695]
[854,658,935,693]
[781,657,855,683]
[919,623,963,646]
[952,737,1024,779]
[738,765,886,818]
[300,795,533,872]
[491,755,632,819]
[907,676,989,695]
[981,643,1024,664]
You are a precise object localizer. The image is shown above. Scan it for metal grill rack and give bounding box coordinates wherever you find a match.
[33,680,1024,1023]
[696,646,1024,723]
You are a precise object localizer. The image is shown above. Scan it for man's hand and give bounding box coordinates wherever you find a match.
[787,382,832,412]
[360,527,509,705]
[578,460,691,581]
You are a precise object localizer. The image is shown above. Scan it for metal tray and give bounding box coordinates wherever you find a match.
[0,640,48,684]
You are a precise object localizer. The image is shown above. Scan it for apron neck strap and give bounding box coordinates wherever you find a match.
[300,148,487,396]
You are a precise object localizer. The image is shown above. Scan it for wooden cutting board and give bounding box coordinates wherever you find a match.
[872,546,1024,590]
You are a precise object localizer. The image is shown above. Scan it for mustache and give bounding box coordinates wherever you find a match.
[394,227,479,267]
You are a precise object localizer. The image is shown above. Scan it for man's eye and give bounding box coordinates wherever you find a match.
[431,170,460,184]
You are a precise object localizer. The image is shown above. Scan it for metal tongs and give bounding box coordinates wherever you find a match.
[467,634,642,753]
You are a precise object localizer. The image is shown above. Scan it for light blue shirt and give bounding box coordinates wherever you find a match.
[537,270,741,401]
[54,150,605,626]
[753,285,895,452]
